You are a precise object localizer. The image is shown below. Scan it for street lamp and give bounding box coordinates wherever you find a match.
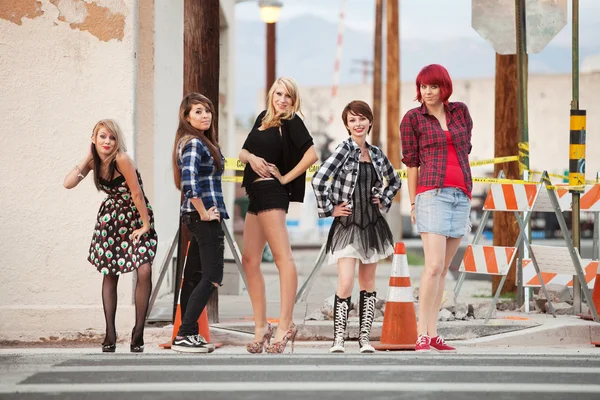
[258,0,282,94]
[259,0,282,23]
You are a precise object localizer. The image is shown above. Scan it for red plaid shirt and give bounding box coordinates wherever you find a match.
[400,102,473,195]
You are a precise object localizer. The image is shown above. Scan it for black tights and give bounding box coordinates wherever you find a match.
[101,263,152,346]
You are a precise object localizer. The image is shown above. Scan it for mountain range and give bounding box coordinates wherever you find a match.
[234,15,599,119]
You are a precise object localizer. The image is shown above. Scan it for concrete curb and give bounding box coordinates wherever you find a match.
[212,319,540,342]
[3,316,599,348]
[459,318,600,347]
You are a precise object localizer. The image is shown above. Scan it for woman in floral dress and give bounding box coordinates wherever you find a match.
[63,119,158,353]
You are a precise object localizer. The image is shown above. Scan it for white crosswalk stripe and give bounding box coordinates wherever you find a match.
[2,351,600,399]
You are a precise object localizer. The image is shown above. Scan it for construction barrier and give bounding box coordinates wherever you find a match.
[455,171,599,323]
[373,242,417,351]
[454,175,542,323]
[522,258,598,288]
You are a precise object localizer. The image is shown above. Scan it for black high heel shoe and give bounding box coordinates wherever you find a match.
[130,327,145,353]
[102,343,116,353]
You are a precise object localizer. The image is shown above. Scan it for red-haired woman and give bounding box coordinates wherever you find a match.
[400,64,473,353]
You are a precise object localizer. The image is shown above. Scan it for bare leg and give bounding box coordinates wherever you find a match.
[427,237,462,337]
[358,262,377,292]
[336,258,357,298]
[241,213,269,342]
[417,233,447,336]
[258,209,297,342]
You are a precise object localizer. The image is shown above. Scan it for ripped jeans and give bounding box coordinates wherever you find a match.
[177,213,224,337]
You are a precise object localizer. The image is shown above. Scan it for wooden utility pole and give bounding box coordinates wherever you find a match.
[372,0,383,148]
[175,0,221,324]
[386,0,400,176]
[492,53,520,295]
[266,22,276,94]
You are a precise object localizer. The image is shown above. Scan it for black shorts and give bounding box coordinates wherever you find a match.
[246,179,290,215]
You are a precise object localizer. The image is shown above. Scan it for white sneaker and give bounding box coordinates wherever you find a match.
[329,337,345,353]
[359,343,375,353]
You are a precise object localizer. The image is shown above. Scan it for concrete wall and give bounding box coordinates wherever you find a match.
[0,0,138,340]
[0,0,237,341]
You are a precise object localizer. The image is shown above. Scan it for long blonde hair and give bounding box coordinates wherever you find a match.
[260,77,304,130]
[91,119,127,191]
[172,93,221,190]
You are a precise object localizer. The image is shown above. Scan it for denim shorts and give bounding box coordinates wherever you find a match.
[415,187,471,238]
[246,179,290,215]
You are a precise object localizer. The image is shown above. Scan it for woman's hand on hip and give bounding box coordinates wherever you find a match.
[268,164,288,185]
[248,154,271,178]
[371,196,384,209]
[332,202,352,217]
[200,206,221,222]
[131,225,150,244]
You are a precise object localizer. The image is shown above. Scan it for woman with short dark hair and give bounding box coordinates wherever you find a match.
[312,100,401,354]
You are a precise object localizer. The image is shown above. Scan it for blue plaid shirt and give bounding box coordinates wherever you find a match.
[178,138,229,219]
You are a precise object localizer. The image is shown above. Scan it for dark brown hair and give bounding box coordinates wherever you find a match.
[341,100,374,135]
[172,93,221,189]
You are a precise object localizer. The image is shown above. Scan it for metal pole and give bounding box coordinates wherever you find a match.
[515,0,529,173]
[266,22,276,95]
[515,0,530,306]
[371,0,383,148]
[570,0,584,313]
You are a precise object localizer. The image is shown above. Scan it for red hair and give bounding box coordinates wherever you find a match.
[415,64,453,104]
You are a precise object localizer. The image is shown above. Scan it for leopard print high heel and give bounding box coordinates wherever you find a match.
[265,323,298,354]
[246,323,273,354]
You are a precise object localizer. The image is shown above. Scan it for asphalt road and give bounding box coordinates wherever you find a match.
[2,348,600,400]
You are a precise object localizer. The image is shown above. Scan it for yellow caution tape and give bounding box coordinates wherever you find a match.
[223,154,598,189]
[469,156,519,166]
[226,155,520,173]
[224,158,246,171]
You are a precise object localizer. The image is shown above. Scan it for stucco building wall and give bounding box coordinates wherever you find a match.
[0,0,237,341]
[0,0,138,339]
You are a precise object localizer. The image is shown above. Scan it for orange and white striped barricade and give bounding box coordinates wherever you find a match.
[525,245,599,321]
[522,259,598,289]
[373,242,418,350]
[454,173,544,323]
[526,173,599,322]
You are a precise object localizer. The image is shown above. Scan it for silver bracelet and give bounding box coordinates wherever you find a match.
[75,165,84,179]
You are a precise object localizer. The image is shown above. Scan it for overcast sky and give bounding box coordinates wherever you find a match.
[236,0,600,48]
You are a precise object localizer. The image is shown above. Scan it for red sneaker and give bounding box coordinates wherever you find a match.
[430,336,456,353]
[415,334,431,352]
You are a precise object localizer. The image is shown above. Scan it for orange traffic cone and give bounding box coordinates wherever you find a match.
[577,261,600,322]
[159,242,211,349]
[588,262,600,346]
[373,242,418,351]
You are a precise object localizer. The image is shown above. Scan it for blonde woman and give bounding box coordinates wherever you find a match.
[240,77,318,354]
[63,119,157,353]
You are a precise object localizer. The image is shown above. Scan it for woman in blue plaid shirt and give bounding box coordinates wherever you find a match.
[312,100,401,354]
[170,93,229,353]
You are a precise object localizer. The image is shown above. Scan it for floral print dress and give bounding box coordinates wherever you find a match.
[88,171,158,275]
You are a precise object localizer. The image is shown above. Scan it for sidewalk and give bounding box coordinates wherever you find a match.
[3,248,599,349]
[119,248,600,348]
